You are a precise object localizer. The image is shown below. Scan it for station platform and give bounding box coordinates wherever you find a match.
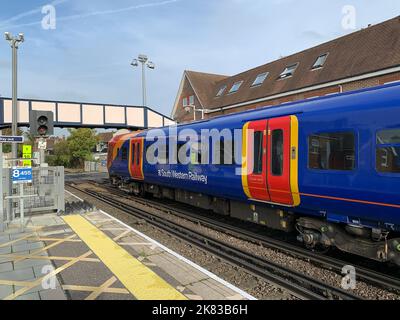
[0,191,255,300]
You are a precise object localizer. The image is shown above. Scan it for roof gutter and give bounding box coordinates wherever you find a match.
[206,66,400,114]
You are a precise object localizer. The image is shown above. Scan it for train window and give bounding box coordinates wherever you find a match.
[271,130,284,176]
[253,132,263,174]
[308,132,355,171]
[157,143,169,164]
[136,144,140,165]
[377,129,400,145]
[132,144,136,164]
[219,140,234,165]
[121,147,128,161]
[376,129,400,173]
[177,144,188,165]
[190,143,202,165]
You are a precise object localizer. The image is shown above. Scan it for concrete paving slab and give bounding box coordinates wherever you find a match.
[39,287,67,300]
[186,281,226,300]
[15,292,40,300]
[0,246,11,255]
[14,258,51,271]
[0,235,10,244]
[0,262,13,273]
[0,268,35,281]
[0,285,13,299]
[12,241,44,253]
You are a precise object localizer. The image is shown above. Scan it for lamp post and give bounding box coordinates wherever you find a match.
[131,54,155,107]
[4,32,24,159]
[185,105,210,121]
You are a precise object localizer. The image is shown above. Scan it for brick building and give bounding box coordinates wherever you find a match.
[172,16,400,123]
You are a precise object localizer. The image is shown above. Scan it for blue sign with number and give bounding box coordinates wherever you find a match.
[12,167,33,184]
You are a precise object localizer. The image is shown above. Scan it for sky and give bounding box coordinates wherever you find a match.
[0,0,399,121]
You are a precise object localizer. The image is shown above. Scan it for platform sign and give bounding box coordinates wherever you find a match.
[22,145,32,167]
[12,167,33,184]
[0,136,24,144]
[38,140,47,150]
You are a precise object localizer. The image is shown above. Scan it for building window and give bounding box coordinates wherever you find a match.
[183,95,194,107]
[308,132,355,171]
[216,85,227,97]
[376,129,400,173]
[228,81,244,94]
[252,72,269,87]
[271,130,284,176]
[253,132,263,174]
[279,63,298,79]
[312,53,328,69]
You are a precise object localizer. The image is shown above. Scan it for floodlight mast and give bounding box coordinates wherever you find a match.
[4,32,24,159]
[131,54,155,107]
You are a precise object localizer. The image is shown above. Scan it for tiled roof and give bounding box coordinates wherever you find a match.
[186,16,400,111]
[185,71,228,106]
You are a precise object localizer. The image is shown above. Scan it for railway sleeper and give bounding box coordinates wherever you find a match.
[296,217,400,267]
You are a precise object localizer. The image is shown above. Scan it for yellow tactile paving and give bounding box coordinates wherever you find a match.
[63,215,187,301]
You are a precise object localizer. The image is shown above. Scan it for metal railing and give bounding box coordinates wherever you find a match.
[0,166,65,231]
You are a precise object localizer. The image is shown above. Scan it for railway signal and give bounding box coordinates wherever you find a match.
[29,110,54,137]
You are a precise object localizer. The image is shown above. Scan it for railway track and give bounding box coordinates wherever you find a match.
[88,181,400,295]
[66,182,361,300]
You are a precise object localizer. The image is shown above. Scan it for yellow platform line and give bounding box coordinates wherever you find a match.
[63,215,187,301]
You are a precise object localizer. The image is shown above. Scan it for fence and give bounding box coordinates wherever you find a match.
[0,167,65,231]
[84,161,108,173]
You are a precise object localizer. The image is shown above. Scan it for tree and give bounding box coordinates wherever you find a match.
[67,129,98,168]
[47,140,71,167]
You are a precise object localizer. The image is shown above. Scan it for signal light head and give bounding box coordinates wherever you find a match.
[38,126,48,136]
[38,116,48,126]
[29,111,54,138]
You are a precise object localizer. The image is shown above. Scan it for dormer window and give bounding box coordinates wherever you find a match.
[312,53,328,69]
[279,63,298,79]
[216,85,227,97]
[229,81,244,93]
[252,72,269,87]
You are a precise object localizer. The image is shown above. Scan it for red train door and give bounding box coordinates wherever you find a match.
[267,116,293,206]
[243,115,300,207]
[243,120,270,201]
[130,138,144,180]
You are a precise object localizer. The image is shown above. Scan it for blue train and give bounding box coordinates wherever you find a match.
[108,83,400,266]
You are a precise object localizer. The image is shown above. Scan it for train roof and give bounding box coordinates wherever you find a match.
[127,81,400,139]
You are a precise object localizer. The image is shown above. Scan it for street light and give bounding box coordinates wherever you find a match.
[4,32,24,159]
[185,105,211,121]
[131,54,155,107]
